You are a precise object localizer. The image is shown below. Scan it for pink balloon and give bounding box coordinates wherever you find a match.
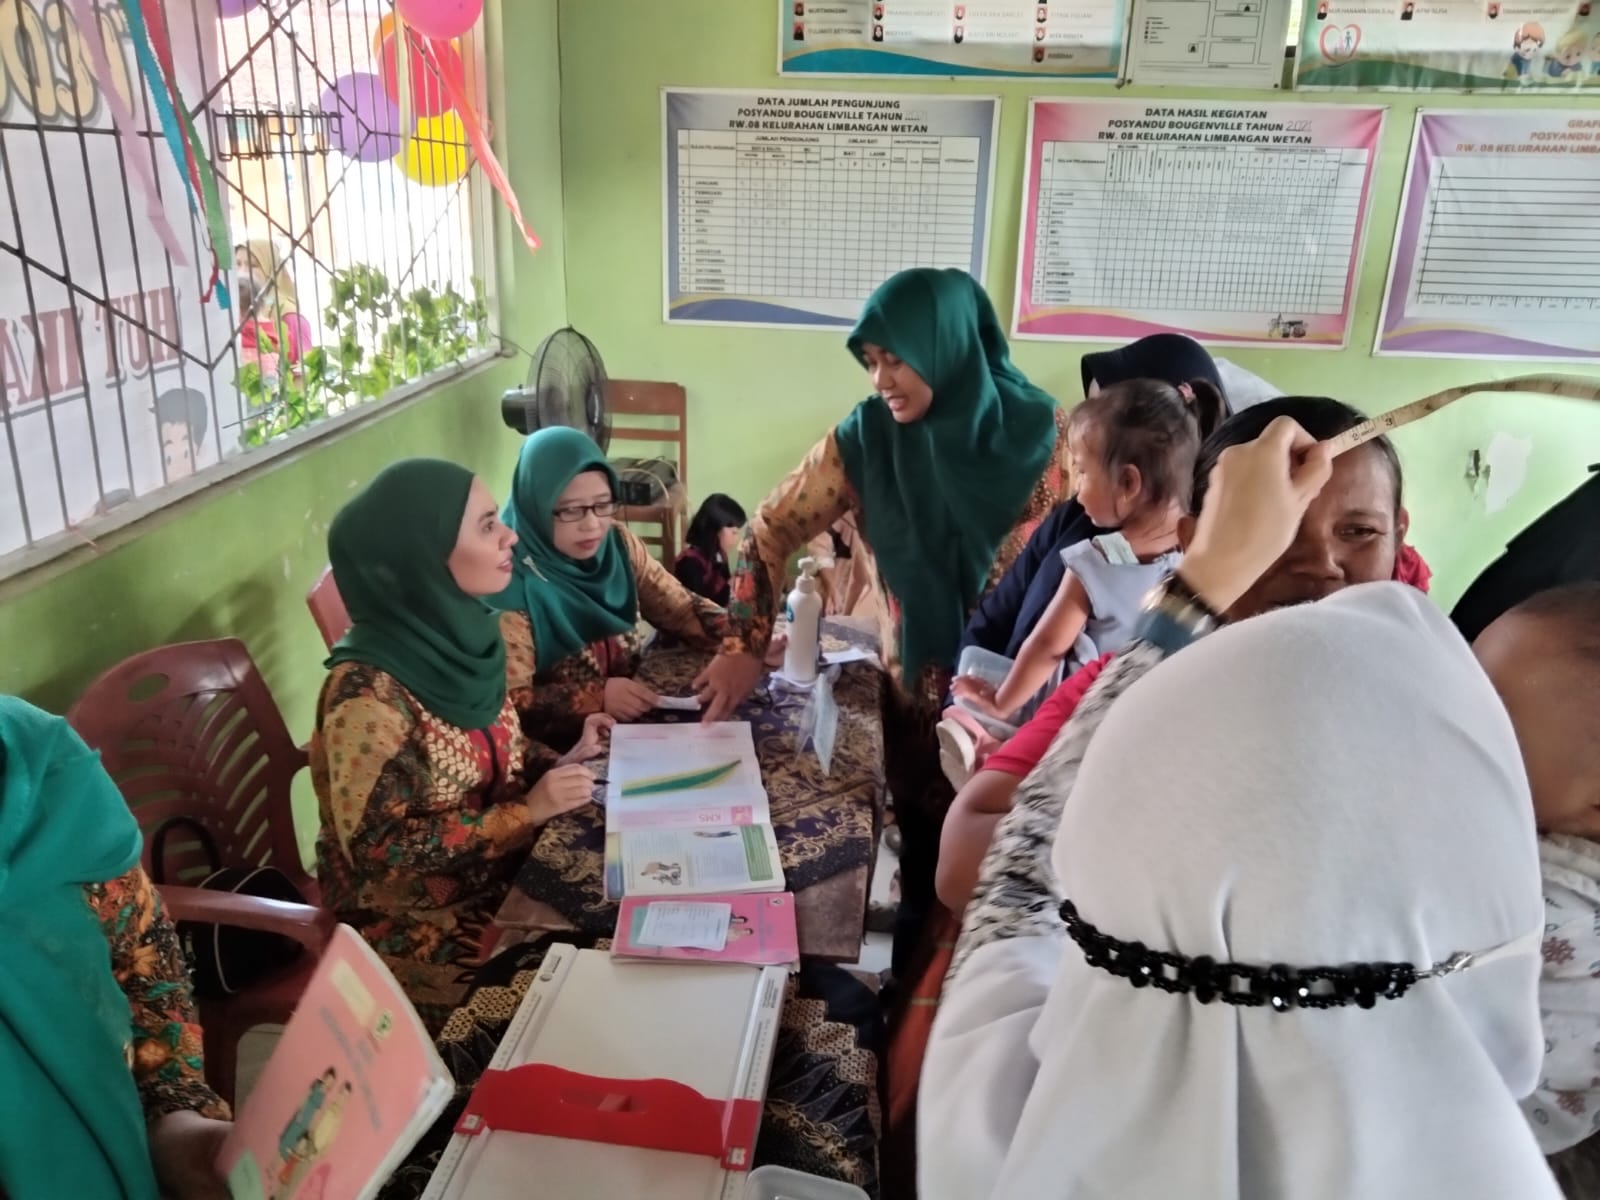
[395,0,482,40]
[218,0,262,15]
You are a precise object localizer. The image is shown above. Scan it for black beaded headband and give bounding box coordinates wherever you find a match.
[1060,899,1538,1013]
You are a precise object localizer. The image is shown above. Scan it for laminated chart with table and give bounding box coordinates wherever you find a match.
[664,88,998,327]
[1376,110,1600,362]
[1012,100,1385,348]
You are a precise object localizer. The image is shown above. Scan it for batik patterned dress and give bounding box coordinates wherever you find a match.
[85,865,230,1121]
[501,525,732,744]
[725,407,1073,713]
[312,663,559,1030]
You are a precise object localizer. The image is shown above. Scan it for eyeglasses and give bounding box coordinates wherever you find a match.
[552,501,618,523]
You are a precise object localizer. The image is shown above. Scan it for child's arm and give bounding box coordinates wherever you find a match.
[936,768,1024,913]
[987,572,1090,716]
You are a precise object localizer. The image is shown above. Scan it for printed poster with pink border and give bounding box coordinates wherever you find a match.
[1376,109,1600,361]
[1012,99,1385,349]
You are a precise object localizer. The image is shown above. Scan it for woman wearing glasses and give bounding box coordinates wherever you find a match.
[493,428,732,742]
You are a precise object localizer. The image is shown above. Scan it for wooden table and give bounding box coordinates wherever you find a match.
[495,621,887,962]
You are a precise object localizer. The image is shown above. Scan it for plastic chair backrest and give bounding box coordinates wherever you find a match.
[307,565,351,649]
[66,637,312,894]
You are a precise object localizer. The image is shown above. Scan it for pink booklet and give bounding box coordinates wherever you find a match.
[612,891,800,968]
[218,925,453,1200]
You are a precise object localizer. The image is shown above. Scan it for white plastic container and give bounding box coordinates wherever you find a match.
[744,1164,870,1200]
[782,556,824,685]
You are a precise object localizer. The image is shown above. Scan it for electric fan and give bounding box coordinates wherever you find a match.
[500,326,610,448]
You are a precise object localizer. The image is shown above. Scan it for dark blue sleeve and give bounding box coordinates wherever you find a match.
[958,500,1102,662]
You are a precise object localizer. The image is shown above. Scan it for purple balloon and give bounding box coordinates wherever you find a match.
[319,72,404,163]
[218,0,262,16]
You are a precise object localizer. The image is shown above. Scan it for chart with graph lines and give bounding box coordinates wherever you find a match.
[1377,110,1600,360]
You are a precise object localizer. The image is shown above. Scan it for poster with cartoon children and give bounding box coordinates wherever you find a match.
[1298,0,1599,88]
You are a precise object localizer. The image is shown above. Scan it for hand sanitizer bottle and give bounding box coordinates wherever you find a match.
[782,557,824,685]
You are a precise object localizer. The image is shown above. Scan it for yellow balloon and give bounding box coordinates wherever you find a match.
[399,111,468,186]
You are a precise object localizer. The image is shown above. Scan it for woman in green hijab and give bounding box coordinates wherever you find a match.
[312,458,610,1029]
[491,427,732,745]
[0,694,234,1199]
[691,269,1071,967]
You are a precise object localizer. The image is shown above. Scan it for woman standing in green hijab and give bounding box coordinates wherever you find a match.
[491,427,732,746]
[692,269,1071,969]
[312,458,609,1030]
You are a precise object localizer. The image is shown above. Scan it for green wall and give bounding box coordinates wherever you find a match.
[0,0,567,851]
[557,0,1600,609]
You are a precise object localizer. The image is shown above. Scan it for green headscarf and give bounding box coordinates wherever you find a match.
[836,268,1058,680]
[326,458,509,730]
[490,427,639,668]
[0,695,159,1200]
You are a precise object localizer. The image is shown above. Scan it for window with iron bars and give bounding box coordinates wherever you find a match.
[0,0,494,574]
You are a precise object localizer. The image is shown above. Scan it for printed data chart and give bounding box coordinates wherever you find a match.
[1013,100,1385,348]
[664,89,999,327]
[1377,110,1600,360]
[1034,143,1364,312]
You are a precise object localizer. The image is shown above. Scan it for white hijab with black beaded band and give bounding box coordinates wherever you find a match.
[921,583,1559,1200]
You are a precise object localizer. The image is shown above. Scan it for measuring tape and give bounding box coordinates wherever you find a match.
[1327,374,1600,458]
[717,968,787,1199]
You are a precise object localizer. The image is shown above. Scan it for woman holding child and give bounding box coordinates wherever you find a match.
[693,267,1073,965]
[920,418,1561,1198]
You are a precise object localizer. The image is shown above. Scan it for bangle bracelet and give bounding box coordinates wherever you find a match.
[1136,573,1225,657]
[1166,570,1226,624]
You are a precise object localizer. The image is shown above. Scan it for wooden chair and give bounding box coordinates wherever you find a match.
[307,564,351,649]
[608,379,688,563]
[67,638,335,1105]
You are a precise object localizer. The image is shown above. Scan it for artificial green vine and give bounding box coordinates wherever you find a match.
[238,267,488,446]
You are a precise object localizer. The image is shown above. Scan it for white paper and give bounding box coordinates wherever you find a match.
[1123,0,1294,88]
[621,828,781,894]
[821,646,877,667]
[636,902,732,952]
[1484,432,1533,515]
[654,695,702,712]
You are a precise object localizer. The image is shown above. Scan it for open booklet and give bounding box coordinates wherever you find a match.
[219,925,454,1200]
[602,722,785,899]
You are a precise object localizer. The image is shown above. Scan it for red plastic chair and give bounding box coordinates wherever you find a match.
[307,565,351,649]
[67,637,335,1105]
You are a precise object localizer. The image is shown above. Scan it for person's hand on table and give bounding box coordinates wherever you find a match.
[148,1110,232,1200]
[693,651,765,722]
[527,764,597,824]
[559,713,614,765]
[763,633,788,669]
[604,676,658,721]
[949,675,1004,718]
[1180,416,1334,614]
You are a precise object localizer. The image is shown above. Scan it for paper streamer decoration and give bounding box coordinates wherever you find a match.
[396,0,482,40]
[59,0,188,266]
[320,72,404,162]
[401,111,469,185]
[119,0,230,307]
[380,27,458,119]
[421,35,540,253]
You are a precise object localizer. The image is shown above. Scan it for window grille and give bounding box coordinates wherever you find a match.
[0,0,492,570]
